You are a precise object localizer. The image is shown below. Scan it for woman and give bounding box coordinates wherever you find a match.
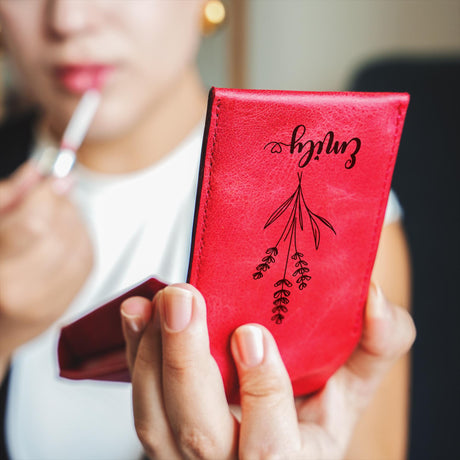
[0,1,415,459]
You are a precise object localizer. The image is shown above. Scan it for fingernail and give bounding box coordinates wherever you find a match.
[51,175,75,195]
[367,281,387,319]
[120,310,144,334]
[120,298,148,334]
[162,286,193,332]
[235,325,264,367]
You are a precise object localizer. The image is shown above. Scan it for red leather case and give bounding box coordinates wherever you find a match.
[59,278,166,382]
[58,88,409,402]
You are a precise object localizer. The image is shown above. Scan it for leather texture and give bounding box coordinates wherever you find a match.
[58,88,409,403]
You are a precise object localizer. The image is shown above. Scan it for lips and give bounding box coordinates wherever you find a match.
[54,64,115,93]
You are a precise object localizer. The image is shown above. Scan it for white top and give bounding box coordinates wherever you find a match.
[5,123,402,460]
[6,125,203,460]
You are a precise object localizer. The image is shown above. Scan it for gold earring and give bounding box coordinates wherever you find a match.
[202,0,226,36]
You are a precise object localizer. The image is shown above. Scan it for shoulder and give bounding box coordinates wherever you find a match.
[0,111,38,179]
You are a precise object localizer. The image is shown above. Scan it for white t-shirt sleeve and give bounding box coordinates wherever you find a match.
[383,189,403,225]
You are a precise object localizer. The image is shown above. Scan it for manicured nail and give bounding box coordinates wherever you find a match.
[236,325,264,367]
[120,310,144,334]
[367,281,387,319]
[120,298,148,333]
[162,286,193,332]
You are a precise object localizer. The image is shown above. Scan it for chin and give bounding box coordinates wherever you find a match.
[83,103,144,142]
[84,119,128,142]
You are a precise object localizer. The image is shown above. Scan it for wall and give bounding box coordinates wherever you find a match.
[245,0,460,91]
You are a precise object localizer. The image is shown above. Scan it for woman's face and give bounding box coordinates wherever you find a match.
[0,0,204,139]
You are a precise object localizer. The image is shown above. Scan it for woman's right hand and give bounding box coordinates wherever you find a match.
[0,162,93,360]
[121,282,415,460]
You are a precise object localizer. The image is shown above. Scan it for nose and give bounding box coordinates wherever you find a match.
[45,0,95,38]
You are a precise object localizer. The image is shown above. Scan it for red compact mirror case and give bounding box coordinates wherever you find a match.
[58,88,409,403]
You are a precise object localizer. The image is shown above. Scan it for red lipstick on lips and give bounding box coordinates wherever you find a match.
[54,64,114,93]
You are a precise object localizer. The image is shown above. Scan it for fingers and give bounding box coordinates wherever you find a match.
[314,280,416,444]
[344,282,416,389]
[293,283,416,458]
[0,172,91,327]
[120,296,153,372]
[123,293,182,460]
[0,161,42,213]
[122,285,238,459]
[0,174,75,256]
[123,282,411,460]
[159,284,238,459]
[231,324,301,458]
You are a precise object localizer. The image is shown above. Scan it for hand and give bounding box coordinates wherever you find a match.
[0,162,93,355]
[121,282,415,459]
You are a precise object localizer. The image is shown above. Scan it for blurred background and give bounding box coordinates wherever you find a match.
[1,1,459,459]
[197,0,460,90]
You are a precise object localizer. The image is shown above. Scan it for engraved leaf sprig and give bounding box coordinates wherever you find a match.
[253,172,336,324]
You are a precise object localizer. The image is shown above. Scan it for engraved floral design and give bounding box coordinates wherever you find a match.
[253,172,336,324]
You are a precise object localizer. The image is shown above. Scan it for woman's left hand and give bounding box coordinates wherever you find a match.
[121,282,415,460]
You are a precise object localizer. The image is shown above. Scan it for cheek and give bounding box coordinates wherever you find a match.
[125,2,203,88]
[0,3,45,89]
[88,2,203,137]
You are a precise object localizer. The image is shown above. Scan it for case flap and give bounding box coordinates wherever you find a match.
[188,88,409,402]
[58,277,166,381]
